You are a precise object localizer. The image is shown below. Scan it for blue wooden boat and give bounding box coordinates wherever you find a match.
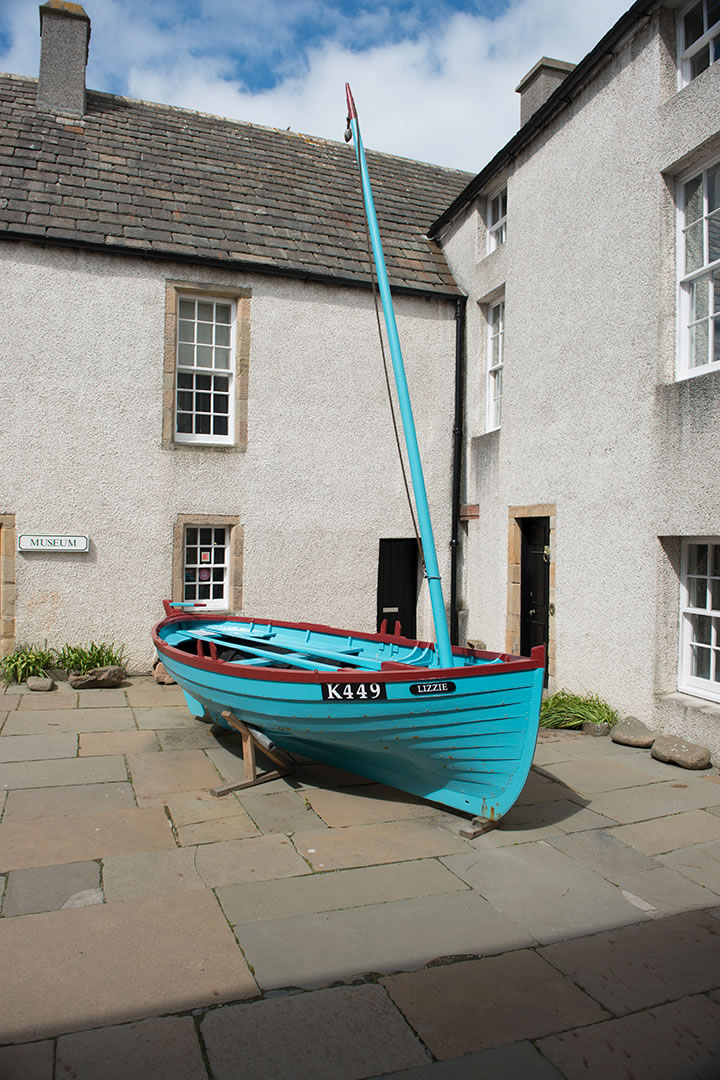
[152,86,544,822]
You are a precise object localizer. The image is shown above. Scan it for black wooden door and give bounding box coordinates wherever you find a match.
[376,539,418,639]
[520,517,550,684]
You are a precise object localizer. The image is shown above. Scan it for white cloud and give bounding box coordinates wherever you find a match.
[2,0,635,170]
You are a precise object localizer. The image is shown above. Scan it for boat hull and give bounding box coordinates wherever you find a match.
[153,613,544,820]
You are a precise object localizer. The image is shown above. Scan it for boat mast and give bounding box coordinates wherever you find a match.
[345,83,453,669]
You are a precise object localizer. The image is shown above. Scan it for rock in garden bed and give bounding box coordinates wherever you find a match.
[651,733,711,770]
[611,715,656,748]
[26,676,54,692]
[68,665,125,689]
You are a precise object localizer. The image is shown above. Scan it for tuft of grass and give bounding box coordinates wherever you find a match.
[1,642,56,684]
[55,642,126,675]
[540,689,619,730]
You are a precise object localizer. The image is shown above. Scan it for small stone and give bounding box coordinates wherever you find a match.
[651,733,711,770]
[68,665,125,689]
[611,715,656,748]
[582,721,610,737]
[153,660,176,685]
[26,676,54,692]
[61,887,104,909]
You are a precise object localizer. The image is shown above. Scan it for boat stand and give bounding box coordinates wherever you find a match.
[459,816,498,839]
[210,711,295,796]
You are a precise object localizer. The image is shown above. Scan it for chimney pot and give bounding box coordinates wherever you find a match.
[37,1,91,117]
[516,57,575,127]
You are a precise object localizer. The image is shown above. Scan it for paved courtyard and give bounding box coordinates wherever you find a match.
[1,676,720,1079]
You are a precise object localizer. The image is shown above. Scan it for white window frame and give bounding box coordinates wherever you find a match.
[486,299,504,431]
[182,524,229,611]
[175,294,236,445]
[487,188,507,253]
[679,537,720,703]
[677,0,720,87]
[676,157,720,379]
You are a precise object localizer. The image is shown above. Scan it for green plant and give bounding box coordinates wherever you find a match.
[540,689,619,730]
[1,642,56,684]
[55,642,125,675]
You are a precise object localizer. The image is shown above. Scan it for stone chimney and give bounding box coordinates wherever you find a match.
[37,1,91,116]
[515,57,575,127]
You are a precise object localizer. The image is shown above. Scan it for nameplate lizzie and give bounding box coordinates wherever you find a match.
[18,534,89,552]
[409,681,456,695]
[321,682,387,701]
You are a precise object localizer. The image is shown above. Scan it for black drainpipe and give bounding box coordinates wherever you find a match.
[450,296,466,645]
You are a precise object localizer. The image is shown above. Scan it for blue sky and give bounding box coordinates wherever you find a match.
[1,0,632,170]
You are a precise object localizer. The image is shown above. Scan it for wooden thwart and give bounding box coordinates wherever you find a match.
[210,711,294,796]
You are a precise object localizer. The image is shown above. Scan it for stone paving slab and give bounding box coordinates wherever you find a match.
[3,860,101,916]
[0,890,257,1043]
[304,784,431,827]
[577,780,720,824]
[133,707,198,730]
[372,1042,565,1079]
[16,692,78,710]
[75,689,128,709]
[297,761,376,788]
[292,819,470,871]
[659,838,720,891]
[0,1041,54,1080]
[442,841,646,944]
[237,789,328,834]
[55,1016,208,1080]
[102,847,206,901]
[514,771,573,805]
[547,827,659,878]
[497,799,615,837]
[193,833,311,887]
[123,682,188,708]
[78,730,160,755]
[236,890,535,990]
[0,806,176,870]
[617,865,719,915]
[538,907,720,1015]
[0,754,127,790]
[156,725,221,751]
[1,708,136,735]
[611,809,720,854]
[176,814,260,845]
[165,791,252,827]
[0,732,78,761]
[381,950,608,1059]
[126,749,221,798]
[536,994,720,1080]
[200,985,428,1080]
[539,757,666,794]
[1,781,136,821]
[217,859,465,925]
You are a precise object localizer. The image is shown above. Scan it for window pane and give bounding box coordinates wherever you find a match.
[214,394,228,414]
[711,578,720,610]
[199,585,211,600]
[178,344,194,367]
[712,544,720,576]
[684,2,705,46]
[685,221,704,273]
[196,346,213,367]
[197,301,214,323]
[196,414,211,434]
[685,176,703,224]
[195,392,211,413]
[215,324,230,347]
[196,374,211,391]
[690,576,707,607]
[710,0,720,28]
[214,348,230,369]
[691,44,711,78]
[690,320,709,367]
[688,544,708,575]
[178,320,194,342]
[184,584,195,601]
[199,529,212,546]
[213,415,228,436]
[213,567,224,580]
[177,371,193,389]
[176,413,192,433]
[177,391,193,411]
[692,644,711,678]
[708,211,720,262]
[691,276,710,320]
[691,612,713,644]
[216,304,231,324]
[197,322,212,345]
[214,528,225,545]
[179,299,195,318]
[212,585,224,599]
[214,376,229,393]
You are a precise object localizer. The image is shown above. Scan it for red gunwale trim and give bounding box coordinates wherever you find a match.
[151,610,545,685]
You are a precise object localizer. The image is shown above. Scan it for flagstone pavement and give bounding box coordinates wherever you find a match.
[1,677,720,1079]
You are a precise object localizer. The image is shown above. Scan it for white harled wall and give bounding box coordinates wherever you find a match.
[442,11,720,758]
[1,243,457,670]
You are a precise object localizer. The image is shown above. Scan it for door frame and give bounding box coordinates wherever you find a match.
[506,504,555,683]
[0,514,17,658]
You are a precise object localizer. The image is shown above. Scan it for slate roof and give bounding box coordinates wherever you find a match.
[0,74,471,296]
